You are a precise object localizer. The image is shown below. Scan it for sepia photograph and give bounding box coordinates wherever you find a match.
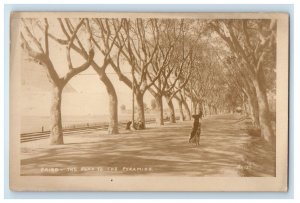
[9,12,289,191]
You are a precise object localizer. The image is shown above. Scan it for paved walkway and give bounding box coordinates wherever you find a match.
[21,114,275,177]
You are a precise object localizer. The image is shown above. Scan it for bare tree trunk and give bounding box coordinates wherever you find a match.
[245,90,260,127]
[242,94,248,115]
[50,85,64,145]
[247,96,255,122]
[202,101,207,116]
[135,91,146,128]
[173,95,184,121]
[208,104,213,115]
[165,96,176,123]
[155,94,164,125]
[178,100,185,121]
[252,77,274,141]
[99,73,119,134]
[192,100,197,115]
[197,102,203,114]
[213,106,217,114]
[182,99,191,120]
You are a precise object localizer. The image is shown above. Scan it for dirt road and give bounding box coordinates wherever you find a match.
[21,114,275,177]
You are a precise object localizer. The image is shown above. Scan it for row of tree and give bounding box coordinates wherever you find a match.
[20,18,276,144]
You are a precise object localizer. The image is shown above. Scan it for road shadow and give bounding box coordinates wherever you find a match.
[21,114,275,177]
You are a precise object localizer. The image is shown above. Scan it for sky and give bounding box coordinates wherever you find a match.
[19,29,179,117]
[21,57,173,116]
[18,18,194,117]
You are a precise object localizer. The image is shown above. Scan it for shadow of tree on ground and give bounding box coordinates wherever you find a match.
[21,114,275,177]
